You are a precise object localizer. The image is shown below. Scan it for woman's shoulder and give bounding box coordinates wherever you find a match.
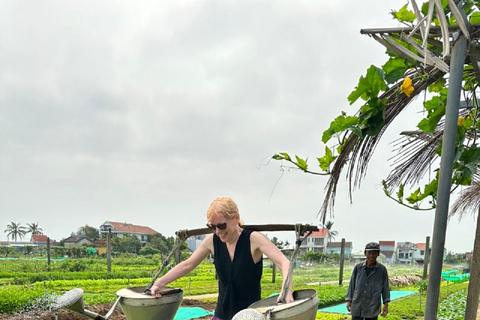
[248,230,268,243]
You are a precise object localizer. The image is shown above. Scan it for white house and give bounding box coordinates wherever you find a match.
[397,242,415,264]
[379,240,396,264]
[99,221,158,244]
[412,243,427,264]
[299,229,327,254]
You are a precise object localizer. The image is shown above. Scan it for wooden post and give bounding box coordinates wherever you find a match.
[339,238,345,285]
[423,236,430,280]
[46,237,51,269]
[175,237,181,264]
[107,229,112,272]
[272,263,276,283]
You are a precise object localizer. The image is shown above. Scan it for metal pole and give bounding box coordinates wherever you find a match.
[339,238,345,285]
[423,236,430,280]
[424,34,468,320]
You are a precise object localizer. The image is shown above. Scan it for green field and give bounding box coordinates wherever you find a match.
[0,256,471,319]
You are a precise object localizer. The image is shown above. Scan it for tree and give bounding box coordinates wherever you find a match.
[302,251,327,264]
[450,179,480,320]
[149,233,173,255]
[4,222,27,241]
[26,222,43,235]
[139,245,161,256]
[272,2,480,318]
[77,225,100,241]
[324,221,338,243]
[115,235,142,254]
[270,236,290,250]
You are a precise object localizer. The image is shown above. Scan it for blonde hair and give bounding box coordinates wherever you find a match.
[206,197,243,225]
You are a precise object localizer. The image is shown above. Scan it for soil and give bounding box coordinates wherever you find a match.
[0,299,216,320]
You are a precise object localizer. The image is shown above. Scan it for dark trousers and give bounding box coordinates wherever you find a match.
[351,317,378,320]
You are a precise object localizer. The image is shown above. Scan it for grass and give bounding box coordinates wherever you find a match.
[0,256,470,319]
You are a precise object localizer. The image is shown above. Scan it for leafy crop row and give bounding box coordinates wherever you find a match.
[0,285,56,314]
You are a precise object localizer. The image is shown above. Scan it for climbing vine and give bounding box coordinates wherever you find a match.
[273,0,480,213]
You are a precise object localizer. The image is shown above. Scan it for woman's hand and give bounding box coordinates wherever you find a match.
[284,290,294,303]
[277,290,294,304]
[150,282,165,298]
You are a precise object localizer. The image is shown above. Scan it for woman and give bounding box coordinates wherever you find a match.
[150,197,294,320]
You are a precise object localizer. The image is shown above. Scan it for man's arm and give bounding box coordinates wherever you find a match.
[381,266,391,317]
[345,266,357,302]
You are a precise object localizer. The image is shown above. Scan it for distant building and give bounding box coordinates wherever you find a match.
[299,229,327,254]
[63,236,93,248]
[412,243,428,264]
[326,241,353,259]
[186,234,207,252]
[397,241,415,264]
[99,221,158,244]
[30,234,55,246]
[379,240,396,264]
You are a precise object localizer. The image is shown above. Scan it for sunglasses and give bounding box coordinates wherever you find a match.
[206,219,231,231]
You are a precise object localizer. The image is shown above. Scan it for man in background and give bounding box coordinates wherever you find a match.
[346,242,390,320]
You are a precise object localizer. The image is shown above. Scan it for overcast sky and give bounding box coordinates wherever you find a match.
[0,0,476,254]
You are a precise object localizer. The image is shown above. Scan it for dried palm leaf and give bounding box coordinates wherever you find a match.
[450,174,480,219]
[318,66,446,224]
[385,108,473,191]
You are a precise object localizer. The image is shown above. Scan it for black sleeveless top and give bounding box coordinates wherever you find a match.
[213,228,263,320]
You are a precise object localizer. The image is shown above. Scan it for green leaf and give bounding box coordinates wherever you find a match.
[397,184,404,202]
[423,179,438,198]
[358,97,386,136]
[347,65,387,105]
[393,4,417,23]
[459,145,480,173]
[321,114,359,143]
[428,78,446,93]
[272,153,291,161]
[406,188,422,204]
[295,155,308,171]
[417,97,446,133]
[470,12,480,24]
[317,146,337,171]
[382,58,408,84]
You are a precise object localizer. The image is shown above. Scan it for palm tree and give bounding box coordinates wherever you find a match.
[26,222,43,235]
[449,178,480,320]
[324,221,338,243]
[4,222,27,242]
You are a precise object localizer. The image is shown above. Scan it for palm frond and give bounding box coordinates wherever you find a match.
[450,174,480,219]
[318,66,446,224]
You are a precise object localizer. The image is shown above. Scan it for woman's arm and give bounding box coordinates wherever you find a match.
[150,234,214,297]
[251,232,294,303]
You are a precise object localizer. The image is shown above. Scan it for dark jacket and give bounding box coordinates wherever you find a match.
[346,260,390,318]
[213,228,263,320]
